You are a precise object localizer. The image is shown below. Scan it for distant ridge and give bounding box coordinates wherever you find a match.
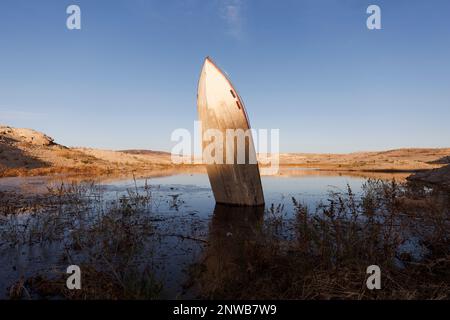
[1,124,449,179]
[119,149,171,156]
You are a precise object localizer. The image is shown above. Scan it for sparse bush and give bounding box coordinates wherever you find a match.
[191,180,450,299]
[2,180,162,299]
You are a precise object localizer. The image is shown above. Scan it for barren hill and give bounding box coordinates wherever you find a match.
[0,125,172,177]
[279,148,450,171]
[1,125,449,179]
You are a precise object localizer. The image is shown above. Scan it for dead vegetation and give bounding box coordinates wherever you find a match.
[2,125,449,178]
[279,148,450,172]
[2,179,163,299]
[0,125,176,178]
[1,177,449,300]
[189,180,450,299]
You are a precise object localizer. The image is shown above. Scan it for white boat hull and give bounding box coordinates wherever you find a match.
[197,57,264,206]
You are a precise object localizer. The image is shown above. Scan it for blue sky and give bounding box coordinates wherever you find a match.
[0,0,449,153]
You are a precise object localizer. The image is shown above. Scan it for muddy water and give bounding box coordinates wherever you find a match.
[0,169,409,299]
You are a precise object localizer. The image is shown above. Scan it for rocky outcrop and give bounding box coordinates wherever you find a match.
[0,126,55,146]
[408,165,450,188]
[429,156,450,165]
[0,125,174,176]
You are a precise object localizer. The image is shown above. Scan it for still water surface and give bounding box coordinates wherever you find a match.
[0,169,408,298]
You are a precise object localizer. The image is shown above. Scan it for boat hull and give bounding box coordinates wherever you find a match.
[197,57,264,206]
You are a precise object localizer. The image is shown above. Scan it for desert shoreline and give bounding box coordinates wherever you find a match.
[1,125,449,186]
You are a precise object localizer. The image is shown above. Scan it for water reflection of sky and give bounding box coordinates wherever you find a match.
[0,171,409,299]
[101,173,369,218]
[92,173,375,297]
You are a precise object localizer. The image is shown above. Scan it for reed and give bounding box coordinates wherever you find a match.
[190,180,450,299]
[2,178,449,299]
[2,179,162,299]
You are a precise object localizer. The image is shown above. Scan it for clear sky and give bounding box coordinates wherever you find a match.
[0,0,449,153]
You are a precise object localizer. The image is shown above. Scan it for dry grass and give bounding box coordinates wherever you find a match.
[2,124,449,178]
[0,125,178,178]
[2,179,162,299]
[278,148,450,171]
[0,163,193,178]
[2,178,449,300]
[189,180,450,299]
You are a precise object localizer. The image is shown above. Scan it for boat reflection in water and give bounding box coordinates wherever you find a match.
[192,204,264,298]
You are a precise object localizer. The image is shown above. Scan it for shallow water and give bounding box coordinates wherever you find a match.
[99,171,407,217]
[0,169,409,299]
